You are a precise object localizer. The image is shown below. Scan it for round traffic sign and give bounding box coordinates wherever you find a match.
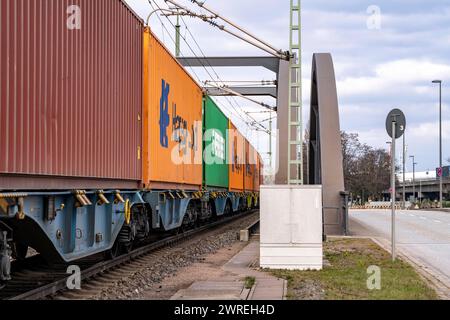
[386,109,406,139]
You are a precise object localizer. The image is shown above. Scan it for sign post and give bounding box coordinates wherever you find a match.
[386,109,406,262]
[437,167,442,178]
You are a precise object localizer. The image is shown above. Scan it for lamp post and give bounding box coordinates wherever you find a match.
[410,155,416,202]
[432,80,443,207]
[419,179,422,203]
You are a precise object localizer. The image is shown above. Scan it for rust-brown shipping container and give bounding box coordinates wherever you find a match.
[142,27,203,190]
[228,121,245,192]
[0,0,143,190]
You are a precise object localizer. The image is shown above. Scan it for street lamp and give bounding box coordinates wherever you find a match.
[386,141,392,156]
[432,80,443,207]
[410,155,417,202]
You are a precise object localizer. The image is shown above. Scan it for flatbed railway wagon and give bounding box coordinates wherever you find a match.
[0,0,263,284]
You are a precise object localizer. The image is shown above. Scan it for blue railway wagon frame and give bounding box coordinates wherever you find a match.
[0,189,250,277]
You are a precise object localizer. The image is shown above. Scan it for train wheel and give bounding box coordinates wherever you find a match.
[121,242,133,254]
[118,227,133,254]
[224,201,232,216]
[105,240,120,260]
[13,243,28,261]
[180,214,191,234]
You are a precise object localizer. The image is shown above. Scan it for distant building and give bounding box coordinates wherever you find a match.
[397,171,436,183]
[394,168,449,202]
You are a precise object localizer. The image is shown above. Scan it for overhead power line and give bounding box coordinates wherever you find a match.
[175,12,258,126]
[205,82,276,112]
[188,0,288,58]
[147,1,203,84]
[164,0,290,60]
[148,0,259,133]
[148,0,274,146]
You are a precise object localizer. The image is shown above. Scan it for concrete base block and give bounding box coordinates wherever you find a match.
[240,230,250,242]
[260,185,323,270]
[260,244,323,270]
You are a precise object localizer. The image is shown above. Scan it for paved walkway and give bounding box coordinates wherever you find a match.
[171,240,286,300]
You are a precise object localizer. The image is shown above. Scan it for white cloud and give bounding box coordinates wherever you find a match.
[337,59,450,97]
[376,59,450,83]
[409,120,450,140]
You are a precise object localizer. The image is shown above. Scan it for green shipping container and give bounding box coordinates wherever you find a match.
[203,96,229,189]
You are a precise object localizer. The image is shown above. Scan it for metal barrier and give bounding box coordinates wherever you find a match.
[350,201,411,210]
[323,191,350,237]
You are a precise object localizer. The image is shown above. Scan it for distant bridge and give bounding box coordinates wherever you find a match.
[387,178,450,200]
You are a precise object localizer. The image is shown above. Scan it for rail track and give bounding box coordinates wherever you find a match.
[1,210,259,300]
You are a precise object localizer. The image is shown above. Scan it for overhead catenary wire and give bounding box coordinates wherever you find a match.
[148,1,252,130]
[166,2,277,135]
[165,0,289,60]
[174,10,265,130]
[178,18,256,128]
[146,8,180,25]
[205,82,276,112]
[246,110,275,114]
[149,0,271,148]
[148,0,249,126]
[253,117,275,124]
[188,0,286,58]
[205,80,277,86]
[147,0,204,86]
[156,1,270,137]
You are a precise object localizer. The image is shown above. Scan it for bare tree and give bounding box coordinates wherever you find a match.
[341,132,392,203]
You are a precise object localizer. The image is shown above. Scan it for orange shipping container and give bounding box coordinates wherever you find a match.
[254,154,262,192]
[142,28,203,190]
[259,155,264,187]
[228,121,245,192]
[244,141,258,192]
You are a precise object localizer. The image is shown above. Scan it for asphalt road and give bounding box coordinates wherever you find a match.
[350,209,450,286]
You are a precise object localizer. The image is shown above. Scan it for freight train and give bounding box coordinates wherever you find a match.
[0,0,263,283]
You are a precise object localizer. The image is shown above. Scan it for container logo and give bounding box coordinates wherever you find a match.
[211,129,225,161]
[159,79,170,148]
[160,79,199,161]
[204,129,225,164]
[172,104,190,155]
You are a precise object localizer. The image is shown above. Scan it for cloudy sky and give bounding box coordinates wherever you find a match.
[126,0,450,173]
